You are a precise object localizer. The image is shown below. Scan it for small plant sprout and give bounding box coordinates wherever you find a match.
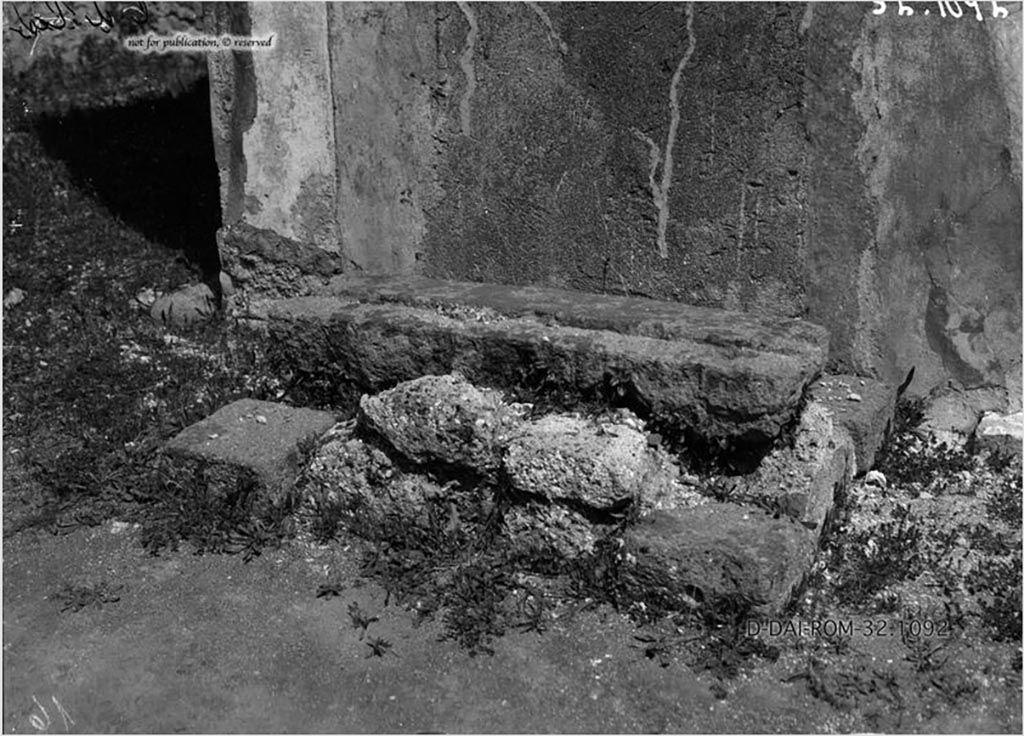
[316,582,346,599]
[347,601,379,638]
[364,636,395,658]
[51,582,124,613]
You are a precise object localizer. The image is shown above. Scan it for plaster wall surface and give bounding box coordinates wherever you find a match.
[848,6,1022,406]
[207,3,256,229]
[207,2,1022,406]
[241,2,339,253]
[326,2,438,274]
[985,2,1023,181]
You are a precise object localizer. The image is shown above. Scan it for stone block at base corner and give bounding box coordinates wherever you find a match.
[742,400,855,533]
[808,374,896,473]
[163,398,338,509]
[620,503,818,616]
[974,411,1024,458]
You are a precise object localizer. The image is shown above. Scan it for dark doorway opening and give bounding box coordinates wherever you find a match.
[35,76,222,281]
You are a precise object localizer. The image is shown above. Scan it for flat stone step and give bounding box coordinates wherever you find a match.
[163,399,337,509]
[323,275,829,358]
[266,276,830,444]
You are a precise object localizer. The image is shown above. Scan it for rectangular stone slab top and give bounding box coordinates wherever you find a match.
[267,276,830,445]
[324,274,830,358]
[164,399,337,503]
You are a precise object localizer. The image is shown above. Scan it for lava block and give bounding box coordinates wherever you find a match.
[741,401,855,534]
[620,503,818,617]
[163,399,337,510]
[808,374,896,473]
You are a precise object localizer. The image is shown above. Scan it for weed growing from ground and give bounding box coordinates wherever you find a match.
[315,582,347,599]
[51,581,124,613]
[364,636,395,658]
[354,503,528,656]
[506,354,595,417]
[347,601,380,638]
[261,324,365,412]
[778,394,1022,724]
[967,550,1023,643]
[874,398,974,493]
[300,480,352,545]
[302,458,597,657]
[136,459,296,561]
[831,502,924,610]
[984,463,1023,528]
[626,608,779,680]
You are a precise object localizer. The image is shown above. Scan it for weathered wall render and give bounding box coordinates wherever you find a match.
[207,2,1022,408]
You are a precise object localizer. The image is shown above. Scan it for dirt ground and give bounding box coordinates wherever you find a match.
[3,516,1019,735]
